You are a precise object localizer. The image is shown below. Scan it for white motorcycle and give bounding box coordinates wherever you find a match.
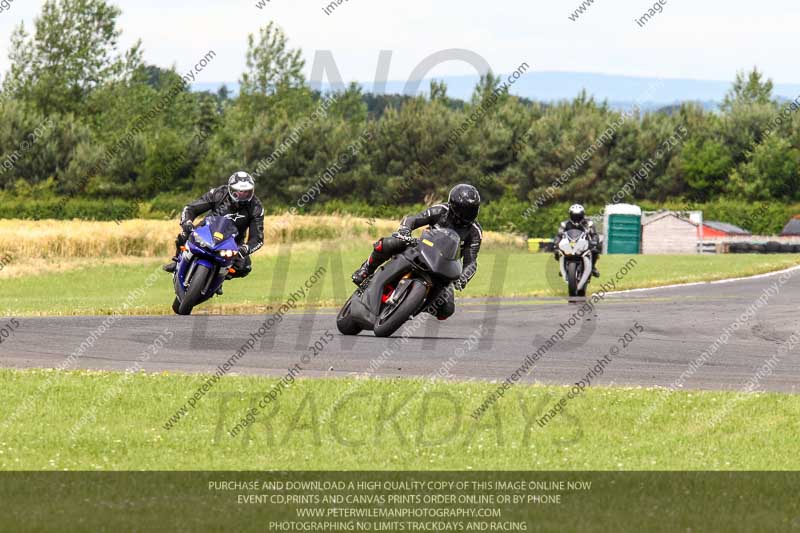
[557,228,593,297]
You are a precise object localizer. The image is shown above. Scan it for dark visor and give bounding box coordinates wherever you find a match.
[454,204,479,222]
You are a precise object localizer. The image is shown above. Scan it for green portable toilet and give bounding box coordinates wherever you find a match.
[604,204,642,254]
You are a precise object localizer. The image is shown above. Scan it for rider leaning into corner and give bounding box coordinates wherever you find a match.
[556,204,601,278]
[351,183,483,321]
[163,171,265,284]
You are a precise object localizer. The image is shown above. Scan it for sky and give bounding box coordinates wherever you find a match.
[1,0,799,88]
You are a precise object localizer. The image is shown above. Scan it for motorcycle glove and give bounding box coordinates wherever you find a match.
[396,226,412,237]
[238,244,250,257]
[181,221,194,234]
[453,277,469,291]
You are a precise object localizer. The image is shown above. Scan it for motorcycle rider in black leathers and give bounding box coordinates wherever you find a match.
[163,171,265,283]
[556,204,600,277]
[351,184,483,320]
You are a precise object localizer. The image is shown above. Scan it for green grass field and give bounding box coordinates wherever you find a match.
[1,369,797,470]
[2,246,799,316]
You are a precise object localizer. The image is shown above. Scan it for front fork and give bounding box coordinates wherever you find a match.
[559,254,593,290]
[180,250,228,293]
[558,255,568,281]
[387,272,426,304]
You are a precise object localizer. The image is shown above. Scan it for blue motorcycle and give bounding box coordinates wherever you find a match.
[171,216,240,315]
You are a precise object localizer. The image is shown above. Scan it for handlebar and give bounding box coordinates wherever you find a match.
[392,232,419,246]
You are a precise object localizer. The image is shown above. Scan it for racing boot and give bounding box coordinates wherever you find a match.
[162,256,178,273]
[591,267,600,278]
[351,259,374,286]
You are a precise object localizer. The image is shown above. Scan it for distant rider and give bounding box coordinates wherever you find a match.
[351,184,483,320]
[556,204,600,277]
[163,171,265,282]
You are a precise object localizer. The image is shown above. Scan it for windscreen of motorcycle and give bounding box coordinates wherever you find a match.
[203,216,239,242]
[560,229,589,256]
[421,228,461,260]
[418,228,463,280]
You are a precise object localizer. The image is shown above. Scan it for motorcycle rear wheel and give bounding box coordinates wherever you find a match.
[178,264,211,315]
[374,279,427,338]
[336,295,363,335]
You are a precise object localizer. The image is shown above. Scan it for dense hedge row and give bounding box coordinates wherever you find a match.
[2,193,796,237]
[0,198,140,221]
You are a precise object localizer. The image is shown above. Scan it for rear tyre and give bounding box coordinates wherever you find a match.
[336,295,363,336]
[374,280,427,338]
[566,262,578,297]
[178,264,211,315]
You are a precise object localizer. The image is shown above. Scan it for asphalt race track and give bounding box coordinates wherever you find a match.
[3,267,800,393]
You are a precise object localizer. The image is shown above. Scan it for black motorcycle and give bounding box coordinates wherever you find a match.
[337,227,463,337]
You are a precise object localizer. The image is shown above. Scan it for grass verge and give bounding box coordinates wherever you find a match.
[1,249,799,316]
[0,369,797,470]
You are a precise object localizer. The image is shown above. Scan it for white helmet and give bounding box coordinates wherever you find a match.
[228,171,255,204]
[569,204,585,223]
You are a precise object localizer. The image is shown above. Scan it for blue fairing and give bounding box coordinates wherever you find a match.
[174,216,239,302]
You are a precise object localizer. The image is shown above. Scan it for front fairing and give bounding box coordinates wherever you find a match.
[415,227,463,281]
[174,217,240,300]
[558,231,590,258]
[194,217,239,252]
[349,255,415,328]
[418,244,462,280]
[188,216,239,263]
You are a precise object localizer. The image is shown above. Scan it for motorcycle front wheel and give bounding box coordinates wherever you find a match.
[177,264,212,315]
[336,294,363,335]
[374,279,427,338]
[566,261,579,297]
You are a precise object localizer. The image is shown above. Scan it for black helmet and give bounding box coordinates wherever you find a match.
[228,171,255,205]
[569,204,585,224]
[448,184,481,225]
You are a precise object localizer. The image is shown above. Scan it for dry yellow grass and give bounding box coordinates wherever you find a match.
[0,216,524,264]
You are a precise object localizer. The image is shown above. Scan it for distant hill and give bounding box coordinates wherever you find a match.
[192,71,800,111]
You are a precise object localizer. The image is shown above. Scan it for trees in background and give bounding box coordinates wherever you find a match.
[4,0,142,115]
[1,0,800,213]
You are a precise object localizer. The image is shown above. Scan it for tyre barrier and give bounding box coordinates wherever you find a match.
[728,241,800,254]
